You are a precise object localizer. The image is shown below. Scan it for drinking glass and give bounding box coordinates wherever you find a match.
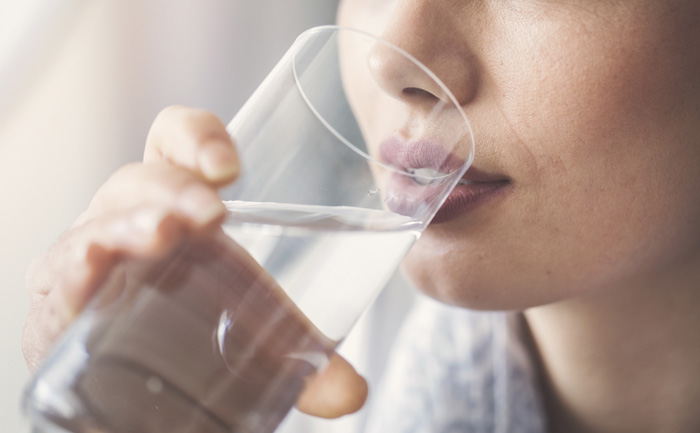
[22,25,474,433]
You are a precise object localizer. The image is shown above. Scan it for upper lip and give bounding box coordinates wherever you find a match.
[379,137,467,174]
[379,136,509,184]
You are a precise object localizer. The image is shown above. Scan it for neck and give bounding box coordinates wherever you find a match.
[524,260,700,433]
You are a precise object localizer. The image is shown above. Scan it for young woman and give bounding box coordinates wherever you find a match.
[23,1,700,432]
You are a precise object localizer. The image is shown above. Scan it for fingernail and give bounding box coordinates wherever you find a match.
[178,184,226,226]
[199,139,239,182]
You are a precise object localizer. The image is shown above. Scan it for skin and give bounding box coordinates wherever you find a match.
[340,0,700,310]
[23,0,700,431]
[22,107,367,419]
[337,0,700,432]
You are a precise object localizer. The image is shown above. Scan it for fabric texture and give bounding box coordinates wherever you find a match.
[364,295,547,433]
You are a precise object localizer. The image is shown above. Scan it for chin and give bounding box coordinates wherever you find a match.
[399,246,577,312]
[401,271,503,311]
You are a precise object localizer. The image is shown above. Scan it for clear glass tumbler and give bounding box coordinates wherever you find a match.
[22,25,474,433]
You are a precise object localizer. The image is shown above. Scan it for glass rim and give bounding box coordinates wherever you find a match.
[291,24,475,181]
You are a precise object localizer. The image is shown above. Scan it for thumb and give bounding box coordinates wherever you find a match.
[296,353,369,418]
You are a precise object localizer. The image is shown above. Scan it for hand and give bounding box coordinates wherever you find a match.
[22,105,367,418]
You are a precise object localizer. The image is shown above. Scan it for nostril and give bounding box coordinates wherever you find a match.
[368,42,453,105]
[403,87,433,97]
[402,87,440,102]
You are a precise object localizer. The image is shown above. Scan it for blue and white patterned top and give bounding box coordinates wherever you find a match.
[363,295,547,433]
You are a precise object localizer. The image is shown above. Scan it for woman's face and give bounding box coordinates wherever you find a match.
[338,0,700,309]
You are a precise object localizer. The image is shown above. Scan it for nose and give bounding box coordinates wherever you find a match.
[367,1,479,108]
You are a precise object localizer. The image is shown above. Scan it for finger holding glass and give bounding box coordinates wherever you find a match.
[22,26,474,433]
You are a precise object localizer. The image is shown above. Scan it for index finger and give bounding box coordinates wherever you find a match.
[144,106,240,186]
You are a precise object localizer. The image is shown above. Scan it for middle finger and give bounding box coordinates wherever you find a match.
[75,162,226,229]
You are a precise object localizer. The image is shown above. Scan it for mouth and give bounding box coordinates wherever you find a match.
[379,137,510,224]
[431,167,511,224]
[404,167,476,186]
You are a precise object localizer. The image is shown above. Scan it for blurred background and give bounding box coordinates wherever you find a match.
[0,1,414,431]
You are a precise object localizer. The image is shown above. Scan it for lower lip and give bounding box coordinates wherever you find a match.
[430,180,510,224]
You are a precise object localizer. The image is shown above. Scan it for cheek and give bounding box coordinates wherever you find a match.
[511,11,700,253]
